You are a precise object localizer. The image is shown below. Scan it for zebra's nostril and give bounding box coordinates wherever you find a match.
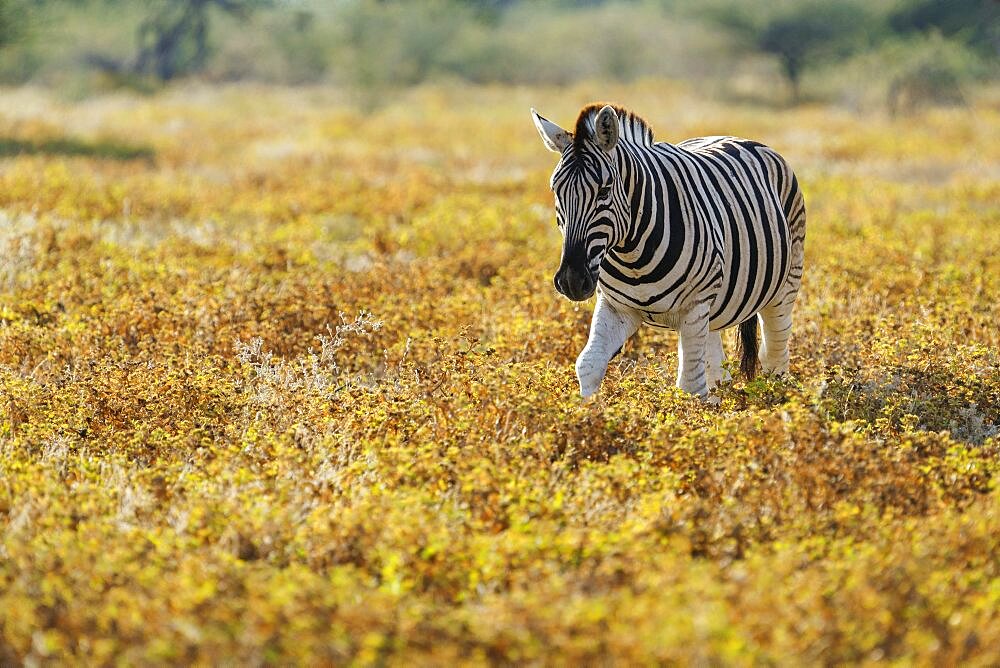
[554,264,594,300]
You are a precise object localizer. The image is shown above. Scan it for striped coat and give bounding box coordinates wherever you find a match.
[532,103,806,399]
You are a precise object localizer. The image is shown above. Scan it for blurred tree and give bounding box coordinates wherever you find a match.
[134,0,271,81]
[0,0,28,50]
[697,0,880,103]
[889,0,999,56]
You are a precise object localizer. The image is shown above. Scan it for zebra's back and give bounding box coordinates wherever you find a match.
[676,136,806,331]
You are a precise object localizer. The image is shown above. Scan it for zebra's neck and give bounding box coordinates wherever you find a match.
[612,140,685,258]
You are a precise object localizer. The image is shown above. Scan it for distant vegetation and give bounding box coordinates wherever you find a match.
[0,0,995,110]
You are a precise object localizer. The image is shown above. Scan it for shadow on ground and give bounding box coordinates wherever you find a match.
[0,136,155,162]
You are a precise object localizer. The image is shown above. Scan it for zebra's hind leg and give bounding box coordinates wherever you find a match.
[704,330,731,390]
[576,292,642,398]
[758,298,795,374]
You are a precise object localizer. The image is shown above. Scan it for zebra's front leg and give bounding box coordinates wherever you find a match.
[676,303,711,399]
[576,293,641,398]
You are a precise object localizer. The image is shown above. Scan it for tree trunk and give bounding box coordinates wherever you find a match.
[783,58,802,105]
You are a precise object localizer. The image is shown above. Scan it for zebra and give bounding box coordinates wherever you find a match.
[531,103,806,400]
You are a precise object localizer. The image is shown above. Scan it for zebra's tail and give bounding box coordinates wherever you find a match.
[737,317,760,381]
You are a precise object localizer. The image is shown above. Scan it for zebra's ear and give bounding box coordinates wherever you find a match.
[594,105,620,153]
[531,108,572,153]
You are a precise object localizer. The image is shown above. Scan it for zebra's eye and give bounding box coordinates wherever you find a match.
[597,185,612,199]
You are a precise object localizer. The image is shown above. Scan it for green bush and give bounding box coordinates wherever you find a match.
[885,33,986,115]
[818,31,988,114]
[334,0,475,88]
[354,1,724,87]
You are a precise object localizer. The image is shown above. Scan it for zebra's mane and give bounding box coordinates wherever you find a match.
[573,103,654,156]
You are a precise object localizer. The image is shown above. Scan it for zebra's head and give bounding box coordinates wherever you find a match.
[531,104,629,302]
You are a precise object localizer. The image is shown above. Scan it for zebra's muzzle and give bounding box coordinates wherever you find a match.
[554,263,596,301]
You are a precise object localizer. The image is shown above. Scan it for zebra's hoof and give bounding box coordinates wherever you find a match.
[579,378,601,398]
[576,358,606,398]
[577,370,604,398]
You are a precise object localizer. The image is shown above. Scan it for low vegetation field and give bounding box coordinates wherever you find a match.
[0,81,998,664]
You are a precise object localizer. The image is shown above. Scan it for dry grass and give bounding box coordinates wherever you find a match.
[0,81,998,664]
